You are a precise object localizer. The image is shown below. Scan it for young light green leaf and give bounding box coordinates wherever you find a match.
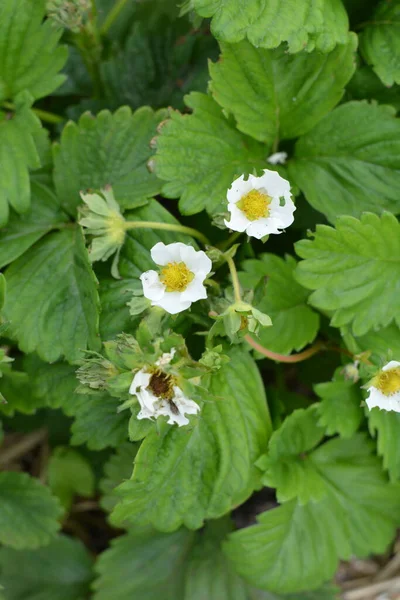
[288,102,400,222]
[295,212,400,336]
[360,0,400,86]
[153,92,266,215]
[240,254,319,356]
[315,372,364,438]
[0,103,42,226]
[192,0,349,53]
[0,534,93,600]
[99,443,137,513]
[0,0,67,102]
[53,106,167,217]
[0,181,66,269]
[226,435,400,592]
[3,227,100,362]
[209,35,357,144]
[47,447,95,510]
[0,471,62,549]
[111,349,271,531]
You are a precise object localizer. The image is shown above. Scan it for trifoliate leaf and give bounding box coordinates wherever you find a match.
[153,92,266,215]
[209,35,357,145]
[295,212,400,336]
[192,0,349,53]
[53,106,167,217]
[0,103,42,226]
[0,181,66,268]
[0,0,67,102]
[240,254,320,356]
[47,446,95,510]
[315,372,363,438]
[93,528,194,600]
[70,392,129,450]
[99,443,137,513]
[258,406,327,504]
[0,534,94,600]
[0,471,62,549]
[226,434,400,592]
[3,227,100,362]
[111,349,271,531]
[288,101,400,222]
[360,0,400,86]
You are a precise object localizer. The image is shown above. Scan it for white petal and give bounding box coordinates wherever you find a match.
[245,219,274,239]
[180,276,207,302]
[267,152,288,165]
[225,203,250,233]
[158,402,189,426]
[137,405,155,420]
[226,175,253,204]
[150,242,188,266]
[129,370,151,395]
[153,291,192,314]
[382,361,400,372]
[140,270,165,301]
[179,246,212,275]
[255,169,291,198]
[269,196,296,226]
[173,387,200,415]
[366,387,400,412]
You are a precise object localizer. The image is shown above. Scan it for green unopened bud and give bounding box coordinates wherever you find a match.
[76,352,118,391]
[46,0,90,32]
[79,187,126,278]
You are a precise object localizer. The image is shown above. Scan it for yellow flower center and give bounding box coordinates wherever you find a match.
[160,262,194,292]
[372,367,400,396]
[107,212,126,244]
[237,190,271,221]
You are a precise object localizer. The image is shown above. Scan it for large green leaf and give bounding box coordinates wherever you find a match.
[239,254,320,356]
[47,447,95,510]
[295,212,400,335]
[360,0,400,86]
[0,181,66,268]
[53,106,167,217]
[0,535,93,600]
[99,443,138,512]
[192,0,349,53]
[0,0,66,102]
[288,101,400,222]
[315,372,364,438]
[153,92,266,215]
[0,103,42,226]
[368,408,400,481]
[112,349,271,531]
[209,35,356,144]
[3,227,100,362]
[226,435,400,592]
[0,472,62,549]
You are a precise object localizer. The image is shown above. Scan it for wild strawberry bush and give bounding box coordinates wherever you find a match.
[1,0,400,598]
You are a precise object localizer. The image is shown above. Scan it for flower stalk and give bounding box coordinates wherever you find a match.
[124,221,210,246]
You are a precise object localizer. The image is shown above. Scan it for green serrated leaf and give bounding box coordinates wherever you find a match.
[209,35,357,145]
[192,0,349,53]
[0,534,93,600]
[0,0,67,102]
[368,408,400,481]
[315,371,363,438]
[0,104,42,226]
[153,92,266,216]
[360,0,400,86]
[295,212,400,336]
[240,254,320,356]
[0,181,67,269]
[111,349,271,531]
[99,442,137,512]
[226,434,400,592]
[47,446,95,510]
[3,227,100,362]
[53,106,167,217]
[288,101,400,222]
[0,471,62,549]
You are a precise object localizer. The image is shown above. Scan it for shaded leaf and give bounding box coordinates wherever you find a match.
[47,446,95,510]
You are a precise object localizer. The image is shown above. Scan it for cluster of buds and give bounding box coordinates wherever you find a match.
[46,0,90,32]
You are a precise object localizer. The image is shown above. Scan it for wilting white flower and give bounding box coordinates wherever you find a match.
[129,364,200,426]
[224,169,295,240]
[140,242,212,315]
[267,152,288,165]
[365,360,400,412]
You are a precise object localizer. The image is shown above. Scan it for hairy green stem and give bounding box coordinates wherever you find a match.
[100,0,129,35]
[218,231,242,251]
[123,220,210,246]
[225,254,242,303]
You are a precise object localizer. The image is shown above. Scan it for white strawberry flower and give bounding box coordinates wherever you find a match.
[140,242,212,315]
[365,360,400,412]
[224,169,295,240]
[129,352,200,426]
